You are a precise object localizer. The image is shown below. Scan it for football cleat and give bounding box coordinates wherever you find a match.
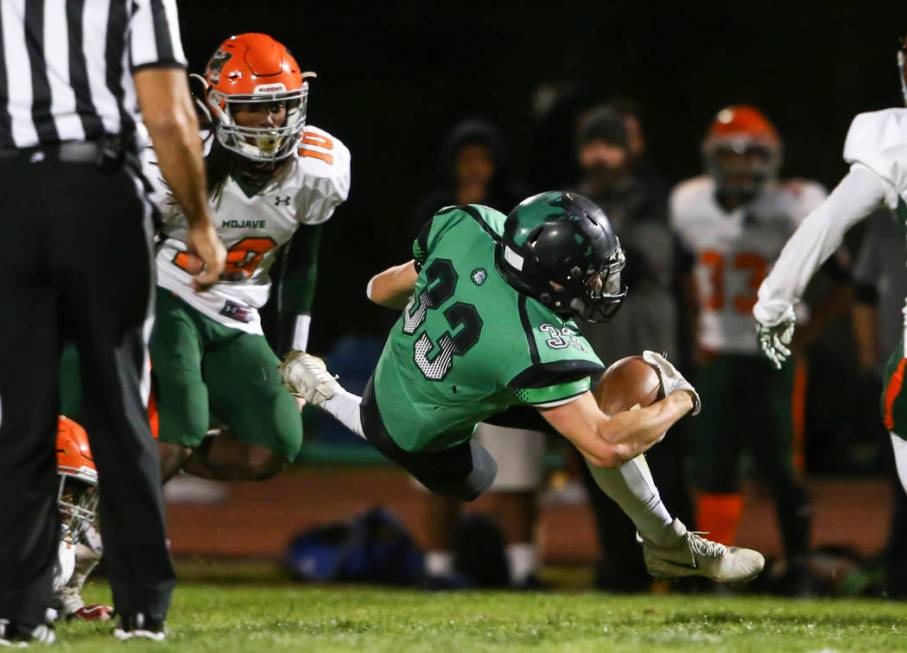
[113,613,166,642]
[279,351,340,407]
[0,622,56,647]
[641,519,764,584]
[67,605,113,622]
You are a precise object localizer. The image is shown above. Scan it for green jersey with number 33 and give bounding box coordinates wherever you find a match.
[373,204,605,452]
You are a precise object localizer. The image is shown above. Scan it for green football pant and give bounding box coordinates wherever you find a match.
[150,289,303,461]
[692,353,799,493]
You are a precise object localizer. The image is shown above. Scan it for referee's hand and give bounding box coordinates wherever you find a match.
[188,219,227,290]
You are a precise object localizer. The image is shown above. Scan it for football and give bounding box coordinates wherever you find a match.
[594,355,664,415]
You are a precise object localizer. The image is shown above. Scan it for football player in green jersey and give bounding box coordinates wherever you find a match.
[283,191,764,583]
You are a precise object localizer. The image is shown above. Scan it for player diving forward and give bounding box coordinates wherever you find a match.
[282,191,764,582]
[755,36,907,494]
[146,33,350,482]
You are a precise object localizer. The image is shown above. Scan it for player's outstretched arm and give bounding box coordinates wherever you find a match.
[367,260,418,309]
[540,390,694,468]
[753,165,888,367]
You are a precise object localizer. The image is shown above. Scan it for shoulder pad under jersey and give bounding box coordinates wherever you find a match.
[843,108,907,208]
[668,175,714,245]
[292,125,351,225]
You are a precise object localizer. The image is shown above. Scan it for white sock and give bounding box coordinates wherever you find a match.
[585,454,674,546]
[506,543,537,585]
[891,432,907,494]
[323,389,365,439]
[425,550,454,577]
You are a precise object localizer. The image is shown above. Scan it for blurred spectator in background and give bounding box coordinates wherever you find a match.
[573,105,693,591]
[851,211,907,598]
[410,120,541,590]
[409,119,527,242]
[604,97,671,221]
[671,106,823,594]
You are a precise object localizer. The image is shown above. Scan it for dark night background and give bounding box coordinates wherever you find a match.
[178,0,906,352]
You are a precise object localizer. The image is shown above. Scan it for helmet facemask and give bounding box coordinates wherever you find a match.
[705,140,780,206]
[208,82,309,163]
[543,246,628,323]
[57,473,98,546]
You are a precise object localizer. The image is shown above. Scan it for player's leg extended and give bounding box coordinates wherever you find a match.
[692,354,745,545]
[882,341,907,494]
[149,291,212,481]
[280,350,365,436]
[751,355,812,578]
[189,332,303,480]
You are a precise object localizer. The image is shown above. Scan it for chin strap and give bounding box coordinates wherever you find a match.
[188,73,213,125]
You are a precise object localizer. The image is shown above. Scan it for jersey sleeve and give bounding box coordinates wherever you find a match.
[843,109,907,209]
[668,177,707,251]
[294,126,351,226]
[128,0,187,71]
[505,297,605,407]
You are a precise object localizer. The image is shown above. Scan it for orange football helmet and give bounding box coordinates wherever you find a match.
[202,33,315,162]
[56,416,98,541]
[702,105,782,203]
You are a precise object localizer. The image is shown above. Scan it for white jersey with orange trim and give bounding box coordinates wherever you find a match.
[755,109,907,330]
[149,125,350,334]
[671,176,826,353]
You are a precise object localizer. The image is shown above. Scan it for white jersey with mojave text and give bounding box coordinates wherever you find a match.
[671,176,826,353]
[151,125,350,334]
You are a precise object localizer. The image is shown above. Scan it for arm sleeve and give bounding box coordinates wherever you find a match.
[509,361,603,407]
[277,224,323,353]
[128,0,187,71]
[753,164,888,325]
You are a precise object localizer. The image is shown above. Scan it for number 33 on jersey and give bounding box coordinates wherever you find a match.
[149,125,351,335]
[670,176,826,354]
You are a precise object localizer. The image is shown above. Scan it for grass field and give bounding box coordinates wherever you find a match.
[53,565,907,653]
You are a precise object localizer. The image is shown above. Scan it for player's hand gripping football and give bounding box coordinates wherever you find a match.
[756,317,795,370]
[641,351,701,416]
[187,218,227,290]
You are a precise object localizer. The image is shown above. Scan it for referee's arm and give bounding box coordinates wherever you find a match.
[130,0,225,286]
[135,70,224,285]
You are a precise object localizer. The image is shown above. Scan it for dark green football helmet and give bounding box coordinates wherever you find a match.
[495,191,627,323]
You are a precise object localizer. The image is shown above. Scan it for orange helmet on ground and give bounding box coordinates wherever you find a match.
[201,33,314,162]
[702,105,782,204]
[56,416,98,540]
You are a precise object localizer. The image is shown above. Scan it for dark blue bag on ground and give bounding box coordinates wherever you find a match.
[285,506,424,585]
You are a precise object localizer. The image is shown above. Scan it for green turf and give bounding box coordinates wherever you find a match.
[55,579,907,653]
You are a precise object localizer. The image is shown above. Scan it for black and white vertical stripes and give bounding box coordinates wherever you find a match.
[0,0,186,149]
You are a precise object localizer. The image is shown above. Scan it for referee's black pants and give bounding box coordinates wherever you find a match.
[0,149,174,627]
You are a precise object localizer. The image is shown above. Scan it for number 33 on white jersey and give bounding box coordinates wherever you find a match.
[670,176,826,354]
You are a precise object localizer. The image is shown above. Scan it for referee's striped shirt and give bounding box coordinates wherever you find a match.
[0,0,187,150]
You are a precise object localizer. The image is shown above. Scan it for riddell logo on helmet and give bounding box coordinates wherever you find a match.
[254,83,287,94]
